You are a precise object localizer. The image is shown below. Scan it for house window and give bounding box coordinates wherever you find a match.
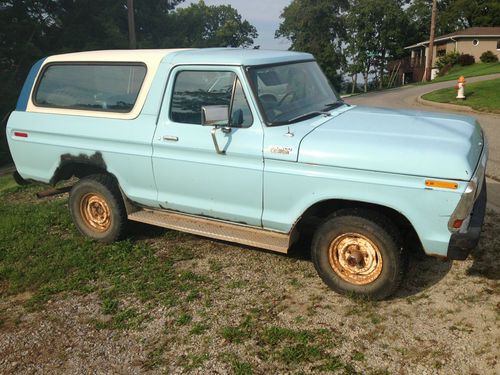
[497,40,500,50]
[472,39,479,46]
[436,46,446,57]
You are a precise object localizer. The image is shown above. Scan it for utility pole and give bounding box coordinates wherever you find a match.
[424,0,437,81]
[127,0,137,49]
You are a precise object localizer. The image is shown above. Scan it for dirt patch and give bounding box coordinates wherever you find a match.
[1,212,499,374]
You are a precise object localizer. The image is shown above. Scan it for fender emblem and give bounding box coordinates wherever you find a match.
[270,146,292,155]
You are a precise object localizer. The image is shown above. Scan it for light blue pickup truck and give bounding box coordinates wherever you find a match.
[6,48,487,299]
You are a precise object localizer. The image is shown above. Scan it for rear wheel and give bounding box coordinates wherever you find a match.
[311,209,407,300]
[69,174,126,243]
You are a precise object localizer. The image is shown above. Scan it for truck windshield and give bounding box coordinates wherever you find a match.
[247,61,341,126]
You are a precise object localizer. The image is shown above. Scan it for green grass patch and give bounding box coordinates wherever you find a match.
[431,63,500,83]
[178,353,210,371]
[190,323,210,335]
[0,174,17,194]
[0,175,208,315]
[280,343,322,364]
[233,361,253,375]
[422,78,500,113]
[176,313,193,326]
[101,297,119,315]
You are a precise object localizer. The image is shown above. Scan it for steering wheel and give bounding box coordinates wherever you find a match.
[277,91,295,107]
[259,94,278,103]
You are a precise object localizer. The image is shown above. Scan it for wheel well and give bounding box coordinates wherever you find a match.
[54,162,138,214]
[292,199,423,252]
[50,162,108,185]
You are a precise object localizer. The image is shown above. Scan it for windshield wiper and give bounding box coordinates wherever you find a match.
[287,111,332,123]
[323,101,346,110]
[286,101,345,123]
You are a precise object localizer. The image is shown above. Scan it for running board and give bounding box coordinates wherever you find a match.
[128,209,290,253]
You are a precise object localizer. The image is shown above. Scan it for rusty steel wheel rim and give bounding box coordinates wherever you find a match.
[79,193,111,232]
[328,233,383,285]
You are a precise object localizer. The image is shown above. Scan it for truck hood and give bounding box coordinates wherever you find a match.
[298,106,484,180]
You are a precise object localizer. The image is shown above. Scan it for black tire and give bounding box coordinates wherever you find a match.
[311,208,407,300]
[69,174,127,243]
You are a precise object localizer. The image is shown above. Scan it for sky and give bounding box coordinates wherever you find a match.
[181,0,292,50]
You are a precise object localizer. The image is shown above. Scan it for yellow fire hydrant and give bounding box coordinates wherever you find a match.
[456,76,466,99]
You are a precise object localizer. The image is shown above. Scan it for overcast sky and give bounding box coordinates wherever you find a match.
[181,0,292,50]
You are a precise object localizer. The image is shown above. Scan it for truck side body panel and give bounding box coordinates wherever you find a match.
[7,111,160,207]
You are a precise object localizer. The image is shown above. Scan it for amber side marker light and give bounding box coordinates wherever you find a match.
[425,180,458,189]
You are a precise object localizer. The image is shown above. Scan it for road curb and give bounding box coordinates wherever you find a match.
[416,95,486,114]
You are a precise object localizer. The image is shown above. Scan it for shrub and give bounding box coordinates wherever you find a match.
[436,51,460,70]
[458,53,475,66]
[437,63,453,77]
[480,50,498,63]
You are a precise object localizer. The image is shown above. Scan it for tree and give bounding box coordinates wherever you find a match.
[168,1,258,48]
[438,0,500,30]
[276,0,349,90]
[345,0,408,90]
[129,0,184,47]
[406,0,500,43]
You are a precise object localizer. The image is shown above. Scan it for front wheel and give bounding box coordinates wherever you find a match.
[311,209,407,300]
[69,174,127,243]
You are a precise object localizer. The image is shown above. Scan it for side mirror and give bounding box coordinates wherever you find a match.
[201,105,229,126]
[201,105,230,155]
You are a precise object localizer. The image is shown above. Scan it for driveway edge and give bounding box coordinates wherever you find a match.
[416,95,485,114]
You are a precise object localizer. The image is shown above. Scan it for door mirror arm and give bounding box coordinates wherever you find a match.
[202,105,231,155]
[210,126,226,155]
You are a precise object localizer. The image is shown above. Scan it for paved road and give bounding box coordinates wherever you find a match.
[344,74,500,212]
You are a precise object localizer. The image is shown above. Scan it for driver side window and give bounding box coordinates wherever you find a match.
[170,70,253,127]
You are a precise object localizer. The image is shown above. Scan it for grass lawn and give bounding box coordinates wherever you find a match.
[421,78,500,113]
[431,62,500,83]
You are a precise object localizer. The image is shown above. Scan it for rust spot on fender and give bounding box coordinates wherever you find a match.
[50,151,107,185]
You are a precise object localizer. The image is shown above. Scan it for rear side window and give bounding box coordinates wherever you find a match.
[34,64,147,113]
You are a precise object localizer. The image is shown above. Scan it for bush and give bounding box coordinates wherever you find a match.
[437,63,453,77]
[458,53,475,66]
[435,51,460,70]
[480,50,498,63]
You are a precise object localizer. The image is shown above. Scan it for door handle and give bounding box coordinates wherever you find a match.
[163,135,179,142]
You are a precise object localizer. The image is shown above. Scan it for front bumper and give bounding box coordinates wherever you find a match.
[447,180,487,260]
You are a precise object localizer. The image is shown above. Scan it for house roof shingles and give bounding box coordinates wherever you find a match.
[405,27,500,49]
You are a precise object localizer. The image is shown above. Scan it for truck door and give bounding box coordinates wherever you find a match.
[152,65,264,226]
